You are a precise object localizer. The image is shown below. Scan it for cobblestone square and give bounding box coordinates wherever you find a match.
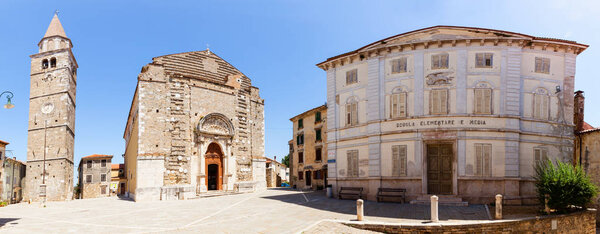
[0,188,490,233]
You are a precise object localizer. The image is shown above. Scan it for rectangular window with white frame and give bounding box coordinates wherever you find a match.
[392,145,407,176]
[347,150,359,177]
[534,147,549,166]
[391,57,407,74]
[475,53,493,68]
[431,53,449,69]
[474,88,492,114]
[346,102,358,126]
[429,89,448,115]
[533,93,549,120]
[390,92,407,118]
[346,69,358,85]
[475,144,492,176]
[535,57,550,74]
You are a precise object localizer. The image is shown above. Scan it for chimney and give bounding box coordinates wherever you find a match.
[274,156,276,161]
[574,90,585,132]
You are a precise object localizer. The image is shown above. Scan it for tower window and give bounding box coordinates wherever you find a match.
[50,58,57,68]
[42,59,49,69]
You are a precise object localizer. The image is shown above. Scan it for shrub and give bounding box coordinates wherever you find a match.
[534,159,598,212]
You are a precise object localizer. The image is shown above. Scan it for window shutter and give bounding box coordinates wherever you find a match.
[432,55,438,69]
[400,57,407,72]
[475,144,483,176]
[430,90,437,114]
[483,89,492,114]
[474,89,483,113]
[534,94,541,119]
[543,59,550,73]
[534,148,541,165]
[352,103,358,125]
[476,53,483,67]
[392,95,397,118]
[542,96,549,120]
[399,93,407,117]
[483,144,491,176]
[535,58,541,73]
[442,54,449,68]
[392,145,400,176]
[440,90,448,114]
[542,149,548,162]
[399,145,407,176]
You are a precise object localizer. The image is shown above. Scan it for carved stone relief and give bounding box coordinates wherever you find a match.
[426,72,454,85]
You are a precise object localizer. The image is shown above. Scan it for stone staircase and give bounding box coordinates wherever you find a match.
[410,195,468,206]
[190,190,240,199]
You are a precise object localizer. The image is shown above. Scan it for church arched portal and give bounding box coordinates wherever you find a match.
[205,142,224,190]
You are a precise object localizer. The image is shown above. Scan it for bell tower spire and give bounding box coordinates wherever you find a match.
[38,13,72,53]
[24,12,77,202]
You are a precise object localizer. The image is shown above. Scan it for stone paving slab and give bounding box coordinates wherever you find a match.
[0,188,491,233]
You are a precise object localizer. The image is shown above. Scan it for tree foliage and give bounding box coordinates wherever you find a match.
[534,159,598,212]
[282,154,289,167]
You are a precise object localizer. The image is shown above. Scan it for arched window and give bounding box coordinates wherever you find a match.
[50,58,57,68]
[42,59,49,69]
[533,88,549,120]
[345,96,359,126]
[390,87,408,118]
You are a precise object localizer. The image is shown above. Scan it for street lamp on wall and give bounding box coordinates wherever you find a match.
[0,91,14,109]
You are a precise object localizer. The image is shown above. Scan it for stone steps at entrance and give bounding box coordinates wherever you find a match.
[189,191,240,199]
[410,195,468,206]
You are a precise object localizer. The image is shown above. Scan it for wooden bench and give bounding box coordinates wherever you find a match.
[338,187,363,200]
[376,188,406,203]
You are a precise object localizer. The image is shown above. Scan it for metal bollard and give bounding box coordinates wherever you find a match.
[356,199,364,221]
[495,194,502,220]
[430,195,439,222]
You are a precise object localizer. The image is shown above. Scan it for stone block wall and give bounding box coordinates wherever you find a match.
[347,209,596,234]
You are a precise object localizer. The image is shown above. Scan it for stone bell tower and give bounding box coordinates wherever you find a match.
[24,13,77,201]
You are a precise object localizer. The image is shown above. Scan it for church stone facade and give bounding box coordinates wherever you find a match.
[317,26,588,204]
[123,50,266,201]
[24,14,77,202]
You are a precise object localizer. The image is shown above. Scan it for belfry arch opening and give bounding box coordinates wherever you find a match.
[205,142,224,191]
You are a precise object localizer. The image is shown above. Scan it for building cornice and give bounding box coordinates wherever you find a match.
[316,26,588,71]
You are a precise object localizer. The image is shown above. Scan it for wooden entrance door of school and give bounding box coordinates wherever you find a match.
[427,144,453,195]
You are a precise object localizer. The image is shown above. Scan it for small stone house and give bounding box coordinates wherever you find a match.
[78,155,113,199]
[0,140,26,204]
[265,157,288,187]
[290,105,328,190]
[110,164,126,196]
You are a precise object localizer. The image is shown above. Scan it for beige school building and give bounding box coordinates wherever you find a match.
[317,26,587,204]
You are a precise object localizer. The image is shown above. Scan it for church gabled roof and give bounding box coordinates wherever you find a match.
[43,13,67,38]
[151,50,252,91]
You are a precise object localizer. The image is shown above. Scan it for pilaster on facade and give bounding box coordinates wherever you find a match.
[413,52,425,116]
[455,50,468,114]
[505,48,522,116]
[366,58,381,122]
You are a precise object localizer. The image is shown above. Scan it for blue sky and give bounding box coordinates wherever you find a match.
[0,0,599,172]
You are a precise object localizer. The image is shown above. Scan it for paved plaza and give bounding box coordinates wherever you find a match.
[0,188,490,233]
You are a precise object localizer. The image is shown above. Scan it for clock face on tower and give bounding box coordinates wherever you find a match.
[41,102,54,114]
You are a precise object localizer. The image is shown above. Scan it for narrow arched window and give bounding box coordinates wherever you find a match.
[533,88,549,120]
[345,97,359,126]
[42,59,49,69]
[50,58,57,68]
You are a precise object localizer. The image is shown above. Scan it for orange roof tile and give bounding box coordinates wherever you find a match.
[111,164,124,170]
[0,140,9,146]
[583,121,594,131]
[81,154,113,160]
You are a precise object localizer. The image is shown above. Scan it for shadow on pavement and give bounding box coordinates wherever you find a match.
[0,218,20,228]
[261,188,490,222]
